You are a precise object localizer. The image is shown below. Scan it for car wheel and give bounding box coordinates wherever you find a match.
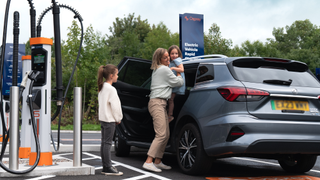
[278,155,317,173]
[114,131,131,157]
[176,123,212,175]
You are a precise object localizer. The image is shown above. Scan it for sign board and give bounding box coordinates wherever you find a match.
[179,13,204,58]
[1,43,25,96]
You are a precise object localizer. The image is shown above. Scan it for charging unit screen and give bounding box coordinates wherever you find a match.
[34,55,45,64]
[31,46,47,86]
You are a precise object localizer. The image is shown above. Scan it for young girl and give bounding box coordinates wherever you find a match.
[167,45,186,122]
[97,64,123,176]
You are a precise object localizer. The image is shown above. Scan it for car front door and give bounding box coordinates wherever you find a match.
[114,57,154,142]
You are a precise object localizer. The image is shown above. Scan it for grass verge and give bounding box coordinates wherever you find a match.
[51,124,101,131]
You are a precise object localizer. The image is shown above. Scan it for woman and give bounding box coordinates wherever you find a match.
[142,48,184,172]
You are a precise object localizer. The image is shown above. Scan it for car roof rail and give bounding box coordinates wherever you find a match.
[182,54,228,61]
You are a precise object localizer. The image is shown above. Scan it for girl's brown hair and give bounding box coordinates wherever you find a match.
[97,64,118,92]
[168,45,182,59]
[150,48,167,70]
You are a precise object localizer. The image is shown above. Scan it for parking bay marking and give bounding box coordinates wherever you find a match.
[206,157,320,180]
[25,175,56,180]
[206,175,320,180]
[83,152,171,180]
[232,157,320,174]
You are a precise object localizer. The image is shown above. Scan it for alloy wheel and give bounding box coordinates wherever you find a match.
[178,129,197,169]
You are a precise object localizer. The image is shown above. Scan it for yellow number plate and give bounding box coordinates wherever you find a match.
[271,100,309,111]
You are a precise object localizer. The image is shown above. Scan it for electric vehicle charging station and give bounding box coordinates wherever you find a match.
[0,0,92,176]
[28,37,53,166]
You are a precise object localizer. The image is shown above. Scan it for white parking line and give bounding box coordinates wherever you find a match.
[82,157,98,161]
[55,152,73,156]
[231,157,280,166]
[123,174,150,180]
[232,157,320,174]
[51,141,63,145]
[25,175,56,180]
[83,152,171,180]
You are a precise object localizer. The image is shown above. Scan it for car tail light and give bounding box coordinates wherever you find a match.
[226,127,245,142]
[217,87,246,101]
[217,87,269,102]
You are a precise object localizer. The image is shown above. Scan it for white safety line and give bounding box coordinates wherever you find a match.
[82,157,98,161]
[123,174,150,180]
[310,169,320,174]
[83,152,171,180]
[231,157,280,166]
[54,152,73,156]
[25,175,56,180]
[232,157,320,174]
[51,141,63,145]
[83,152,101,159]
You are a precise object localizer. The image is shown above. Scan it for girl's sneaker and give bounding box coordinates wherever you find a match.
[101,166,123,176]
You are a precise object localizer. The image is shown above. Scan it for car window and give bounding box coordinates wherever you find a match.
[118,60,152,89]
[196,64,214,84]
[231,64,320,88]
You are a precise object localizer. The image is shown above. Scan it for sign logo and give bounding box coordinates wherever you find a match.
[34,110,40,118]
[184,16,201,22]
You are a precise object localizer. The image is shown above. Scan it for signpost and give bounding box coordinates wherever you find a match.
[2,43,25,98]
[0,43,24,142]
[179,13,204,58]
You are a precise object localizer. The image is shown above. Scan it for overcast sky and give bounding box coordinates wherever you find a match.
[1,0,320,48]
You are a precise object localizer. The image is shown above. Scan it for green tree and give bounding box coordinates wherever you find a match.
[25,40,31,55]
[81,25,109,121]
[57,20,83,125]
[141,22,178,60]
[237,40,280,57]
[271,19,320,73]
[204,23,233,56]
[106,13,151,60]
[62,20,82,88]
[229,19,320,74]
[272,19,320,53]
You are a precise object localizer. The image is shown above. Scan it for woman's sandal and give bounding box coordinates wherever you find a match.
[168,116,174,123]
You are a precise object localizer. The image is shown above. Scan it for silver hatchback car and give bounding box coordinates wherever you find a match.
[113,55,320,175]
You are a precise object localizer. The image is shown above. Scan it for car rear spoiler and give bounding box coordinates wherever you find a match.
[182,54,227,62]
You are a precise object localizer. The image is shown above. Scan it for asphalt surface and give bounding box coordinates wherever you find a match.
[2,131,320,179]
[4,151,320,180]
